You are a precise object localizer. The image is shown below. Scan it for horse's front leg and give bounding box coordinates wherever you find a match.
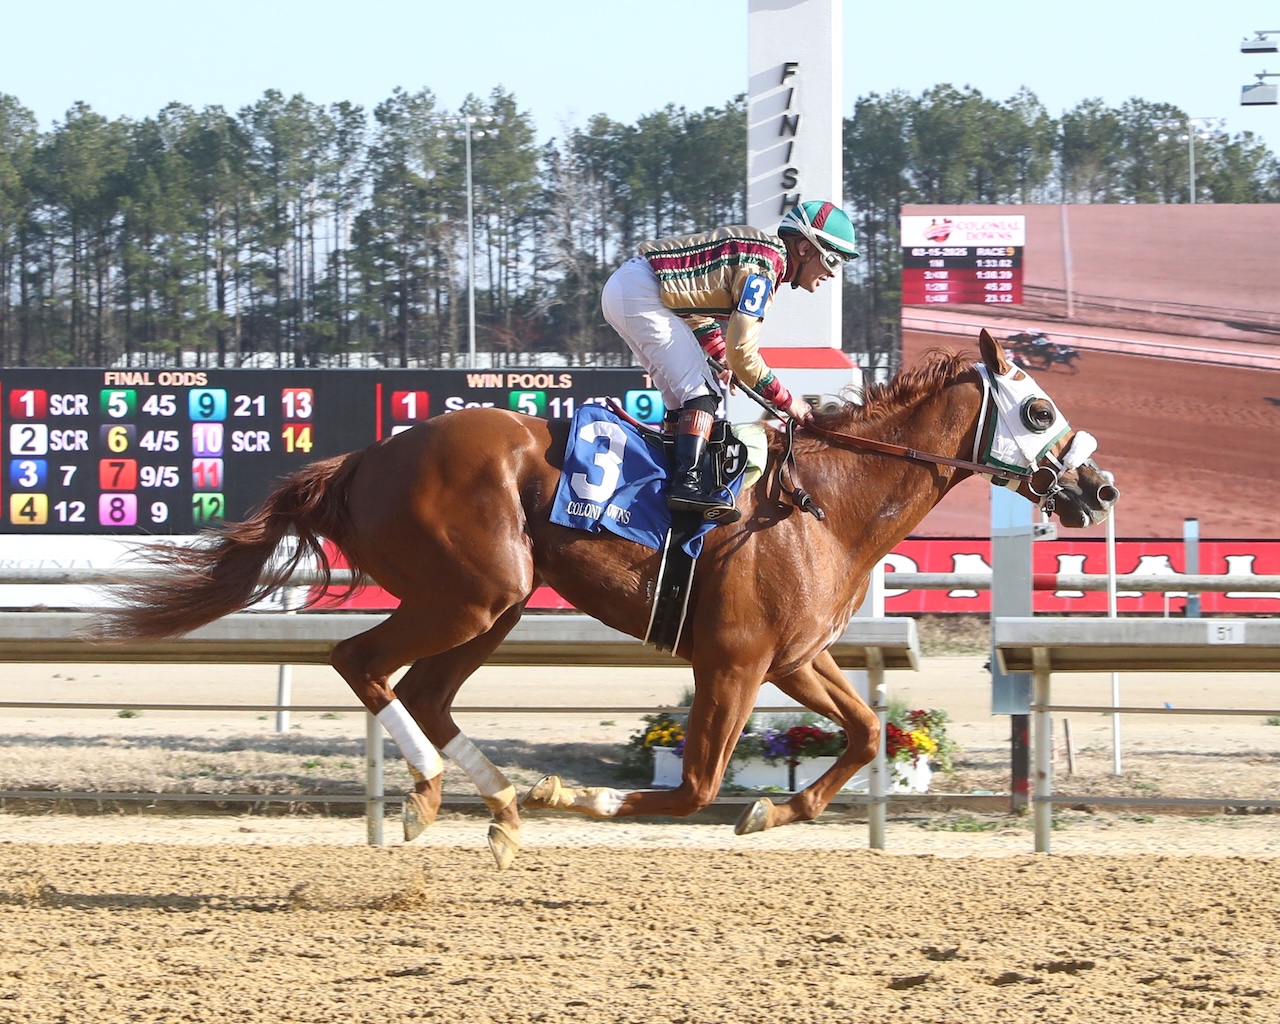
[523,658,765,820]
[735,649,879,835]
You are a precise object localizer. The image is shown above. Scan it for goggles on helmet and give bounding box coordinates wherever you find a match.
[815,245,849,272]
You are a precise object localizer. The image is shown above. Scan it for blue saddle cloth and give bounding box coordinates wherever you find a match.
[548,404,745,558]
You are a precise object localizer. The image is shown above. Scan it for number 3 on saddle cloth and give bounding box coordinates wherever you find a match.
[549,403,763,653]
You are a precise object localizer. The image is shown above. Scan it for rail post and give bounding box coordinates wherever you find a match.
[1184,518,1201,618]
[1032,648,1053,853]
[990,487,1035,811]
[868,646,888,850]
[860,562,888,849]
[365,712,384,845]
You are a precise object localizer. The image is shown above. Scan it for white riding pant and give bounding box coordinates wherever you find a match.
[602,256,720,410]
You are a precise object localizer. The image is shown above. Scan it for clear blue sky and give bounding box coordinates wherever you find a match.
[3,0,1279,160]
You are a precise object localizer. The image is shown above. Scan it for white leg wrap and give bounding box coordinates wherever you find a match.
[376,701,444,779]
[576,787,625,818]
[443,733,516,810]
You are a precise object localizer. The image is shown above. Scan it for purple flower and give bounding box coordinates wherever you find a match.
[762,728,792,762]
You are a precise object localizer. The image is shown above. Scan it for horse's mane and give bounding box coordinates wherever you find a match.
[777,347,975,455]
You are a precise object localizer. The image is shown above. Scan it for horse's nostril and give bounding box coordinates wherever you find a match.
[1097,485,1119,505]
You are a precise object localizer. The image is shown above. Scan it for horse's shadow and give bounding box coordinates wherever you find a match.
[0,886,293,913]
[0,732,631,788]
[0,731,368,754]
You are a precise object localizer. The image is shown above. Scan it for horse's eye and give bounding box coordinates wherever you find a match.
[1019,397,1056,433]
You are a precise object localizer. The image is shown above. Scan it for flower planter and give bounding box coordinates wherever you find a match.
[890,756,933,794]
[653,750,930,794]
[791,756,869,793]
[652,749,791,791]
[725,756,790,791]
[650,745,683,788]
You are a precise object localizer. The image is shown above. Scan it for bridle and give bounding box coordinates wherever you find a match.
[776,363,1092,520]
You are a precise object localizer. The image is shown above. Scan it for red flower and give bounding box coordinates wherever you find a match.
[780,723,845,761]
[885,722,913,759]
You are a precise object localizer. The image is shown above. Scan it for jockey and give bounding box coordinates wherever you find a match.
[601,200,859,519]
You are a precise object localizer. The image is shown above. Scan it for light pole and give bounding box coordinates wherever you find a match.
[433,114,499,367]
[1152,116,1226,203]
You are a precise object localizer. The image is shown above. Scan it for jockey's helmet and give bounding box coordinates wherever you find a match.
[778,201,860,263]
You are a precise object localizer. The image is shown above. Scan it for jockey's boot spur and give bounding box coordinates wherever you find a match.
[666,406,738,522]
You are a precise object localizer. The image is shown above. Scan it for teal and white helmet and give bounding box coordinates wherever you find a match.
[778,201,860,262]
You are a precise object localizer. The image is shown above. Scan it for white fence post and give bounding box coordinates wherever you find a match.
[1033,652,1053,853]
[365,712,384,846]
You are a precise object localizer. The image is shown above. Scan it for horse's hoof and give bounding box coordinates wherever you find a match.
[487,822,520,870]
[521,775,566,810]
[735,798,774,836]
[402,791,438,842]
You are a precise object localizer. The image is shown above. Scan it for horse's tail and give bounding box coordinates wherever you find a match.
[94,449,367,641]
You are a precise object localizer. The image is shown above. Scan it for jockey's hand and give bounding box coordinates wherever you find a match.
[787,396,813,425]
[708,357,733,390]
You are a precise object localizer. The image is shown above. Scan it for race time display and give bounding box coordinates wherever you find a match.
[2,367,663,534]
[900,214,1025,306]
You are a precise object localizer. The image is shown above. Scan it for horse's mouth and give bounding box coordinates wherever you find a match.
[1057,503,1112,529]
[1053,480,1119,529]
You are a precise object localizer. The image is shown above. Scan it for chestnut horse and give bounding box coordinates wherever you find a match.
[96,330,1117,868]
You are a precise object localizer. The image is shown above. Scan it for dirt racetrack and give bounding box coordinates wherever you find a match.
[2,839,1279,1024]
[903,330,1280,539]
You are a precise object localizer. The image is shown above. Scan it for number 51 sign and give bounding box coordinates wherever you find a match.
[1207,621,1246,644]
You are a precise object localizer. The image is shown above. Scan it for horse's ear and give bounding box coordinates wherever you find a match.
[978,328,1013,375]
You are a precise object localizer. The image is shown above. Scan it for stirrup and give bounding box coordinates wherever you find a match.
[701,501,741,524]
[667,491,739,523]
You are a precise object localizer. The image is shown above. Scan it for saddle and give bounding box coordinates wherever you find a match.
[550,403,775,656]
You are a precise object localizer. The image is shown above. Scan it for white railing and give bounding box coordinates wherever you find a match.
[995,616,1280,853]
[0,609,920,847]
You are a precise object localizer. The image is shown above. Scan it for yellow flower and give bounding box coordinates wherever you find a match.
[644,722,684,747]
[910,729,937,754]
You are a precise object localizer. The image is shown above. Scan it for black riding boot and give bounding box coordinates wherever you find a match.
[666,407,738,521]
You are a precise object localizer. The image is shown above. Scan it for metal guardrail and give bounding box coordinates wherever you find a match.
[0,611,921,847]
[993,616,1280,853]
[886,573,1280,593]
[8,565,1280,850]
[0,611,919,670]
[996,616,1280,673]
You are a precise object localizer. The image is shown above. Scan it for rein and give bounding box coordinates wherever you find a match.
[800,366,1032,482]
[799,418,1031,482]
[725,363,1032,520]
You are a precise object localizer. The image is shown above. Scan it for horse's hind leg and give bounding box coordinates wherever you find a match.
[329,601,518,845]
[523,655,767,820]
[393,603,527,868]
[735,649,879,836]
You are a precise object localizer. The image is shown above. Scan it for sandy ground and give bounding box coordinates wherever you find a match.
[4,656,1280,1022]
[3,835,1280,1023]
